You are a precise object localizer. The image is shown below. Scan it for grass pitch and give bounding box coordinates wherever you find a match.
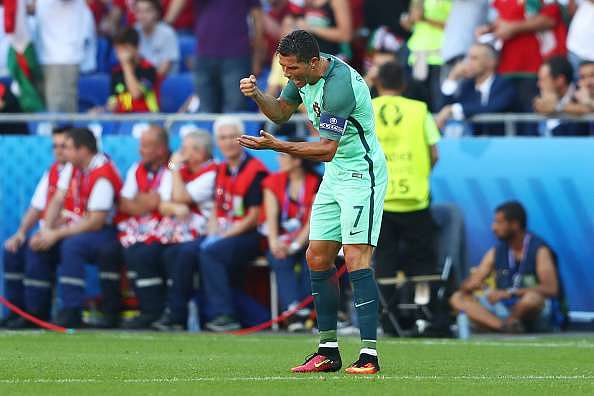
[1,331,593,395]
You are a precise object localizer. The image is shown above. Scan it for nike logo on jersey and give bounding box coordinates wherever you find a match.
[349,230,364,236]
[354,300,375,308]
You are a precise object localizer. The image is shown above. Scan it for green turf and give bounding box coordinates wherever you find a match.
[1,331,593,395]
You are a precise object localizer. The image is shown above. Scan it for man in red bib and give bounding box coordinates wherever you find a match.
[31,128,122,328]
[1,126,72,329]
[200,116,269,332]
[152,129,217,331]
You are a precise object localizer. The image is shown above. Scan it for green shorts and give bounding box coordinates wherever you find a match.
[309,174,386,246]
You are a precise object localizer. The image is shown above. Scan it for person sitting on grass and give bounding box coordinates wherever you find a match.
[450,201,561,333]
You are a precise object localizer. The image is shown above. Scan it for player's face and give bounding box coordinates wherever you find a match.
[52,133,67,164]
[279,54,311,88]
[492,211,513,241]
[216,125,243,161]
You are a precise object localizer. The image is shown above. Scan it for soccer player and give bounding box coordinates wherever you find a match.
[239,30,387,374]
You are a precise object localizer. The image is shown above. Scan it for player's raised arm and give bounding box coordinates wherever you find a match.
[240,75,299,124]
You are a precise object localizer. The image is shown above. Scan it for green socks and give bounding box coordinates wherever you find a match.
[350,268,379,355]
[310,267,339,352]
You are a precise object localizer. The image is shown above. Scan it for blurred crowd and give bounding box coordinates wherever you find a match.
[0,0,592,136]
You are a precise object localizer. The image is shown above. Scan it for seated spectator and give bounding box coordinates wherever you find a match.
[263,0,291,66]
[262,147,320,331]
[533,56,590,136]
[436,43,515,136]
[108,125,171,329]
[31,128,122,328]
[152,130,217,331]
[1,126,71,329]
[135,0,180,77]
[0,82,28,135]
[199,116,268,332]
[566,0,594,74]
[574,61,594,115]
[109,0,196,34]
[450,201,561,333]
[108,27,159,113]
[35,0,96,112]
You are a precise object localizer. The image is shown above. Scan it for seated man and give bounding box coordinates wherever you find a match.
[1,126,72,329]
[450,201,560,333]
[533,56,590,136]
[33,128,122,328]
[574,60,594,114]
[152,129,217,331]
[435,43,516,136]
[108,27,159,113]
[200,116,268,332]
[110,124,171,329]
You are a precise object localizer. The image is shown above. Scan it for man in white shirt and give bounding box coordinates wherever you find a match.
[135,0,180,77]
[1,126,72,329]
[436,43,516,136]
[34,0,96,112]
[30,128,122,328]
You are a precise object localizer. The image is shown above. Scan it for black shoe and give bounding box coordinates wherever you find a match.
[92,313,121,329]
[345,353,380,374]
[6,317,37,330]
[204,315,240,332]
[55,308,83,328]
[151,312,186,332]
[121,312,161,330]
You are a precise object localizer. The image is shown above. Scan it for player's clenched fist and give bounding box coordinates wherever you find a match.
[240,75,259,97]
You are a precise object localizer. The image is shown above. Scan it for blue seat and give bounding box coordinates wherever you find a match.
[96,36,113,74]
[78,73,110,112]
[160,73,195,113]
[178,34,197,73]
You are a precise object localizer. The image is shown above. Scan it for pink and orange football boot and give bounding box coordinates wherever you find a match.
[290,353,342,373]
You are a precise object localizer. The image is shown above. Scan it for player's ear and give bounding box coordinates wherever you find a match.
[309,57,319,70]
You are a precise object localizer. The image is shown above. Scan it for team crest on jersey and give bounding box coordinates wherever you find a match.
[313,102,321,117]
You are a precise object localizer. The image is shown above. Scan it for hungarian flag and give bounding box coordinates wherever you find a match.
[3,0,44,112]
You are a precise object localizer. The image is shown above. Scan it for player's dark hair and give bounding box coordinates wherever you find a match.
[135,0,163,18]
[496,201,527,230]
[545,56,573,86]
[66,128,98,154]
[114,27,140,47]
[377,61,405,92]
[52,124,73,136]
[277,30,320,63]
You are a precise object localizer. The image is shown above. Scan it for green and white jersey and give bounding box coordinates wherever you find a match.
[280,53,387,187]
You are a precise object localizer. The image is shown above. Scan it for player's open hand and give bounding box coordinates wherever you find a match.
[240,75,259,98]
[238,130,278,150]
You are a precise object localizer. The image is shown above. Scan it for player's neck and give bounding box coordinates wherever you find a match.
[378,88,402,97]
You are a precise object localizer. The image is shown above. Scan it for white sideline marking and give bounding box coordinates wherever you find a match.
[1,375,593,385]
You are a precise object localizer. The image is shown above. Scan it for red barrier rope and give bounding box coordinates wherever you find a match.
[228,264,348,335]
[0,296,74,334]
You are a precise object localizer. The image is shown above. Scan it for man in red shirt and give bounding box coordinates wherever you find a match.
[478,0,567,119]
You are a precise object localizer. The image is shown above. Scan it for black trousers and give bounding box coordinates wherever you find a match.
[96,240,124,316]
[374,208,437,278]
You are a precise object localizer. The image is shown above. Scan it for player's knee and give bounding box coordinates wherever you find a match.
[343,246,372,272]
[306,246,333,272]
